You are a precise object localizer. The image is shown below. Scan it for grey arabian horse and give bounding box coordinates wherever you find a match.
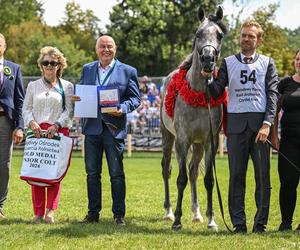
[160,6,227,230]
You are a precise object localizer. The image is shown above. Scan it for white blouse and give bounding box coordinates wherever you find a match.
[23,78,74,128]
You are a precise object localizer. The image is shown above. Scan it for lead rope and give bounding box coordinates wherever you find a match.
[267,139,300,172]
[205,77,233,233]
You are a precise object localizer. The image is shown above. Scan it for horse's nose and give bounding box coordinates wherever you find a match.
[202,54,213,62]
[201,54,215,73]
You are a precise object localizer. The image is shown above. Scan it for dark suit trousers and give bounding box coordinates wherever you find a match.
[227,126,271,226]
[0,116,13,210]
[84,122,125,217]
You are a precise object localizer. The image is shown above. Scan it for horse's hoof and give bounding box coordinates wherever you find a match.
[172,223,182,231]
[192,214,204,223]
[163,214,175,221]
[207,221,218,231]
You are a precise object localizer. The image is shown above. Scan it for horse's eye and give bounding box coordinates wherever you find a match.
[196,30,203,38]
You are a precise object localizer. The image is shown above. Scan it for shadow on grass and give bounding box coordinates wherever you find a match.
[1,216,298,239]
[0,218,33,225]
[42,215,297,239]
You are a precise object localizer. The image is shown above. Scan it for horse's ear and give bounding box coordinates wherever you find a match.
[215,6,224,20]
[198,7,205,22]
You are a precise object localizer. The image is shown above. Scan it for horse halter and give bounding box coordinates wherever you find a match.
[198,44,219,73]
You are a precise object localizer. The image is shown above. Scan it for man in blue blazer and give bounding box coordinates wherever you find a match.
[0,33,24,219]
[76,35,140,225]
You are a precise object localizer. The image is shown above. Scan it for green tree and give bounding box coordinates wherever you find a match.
[107,0,223,76]
[5,20,93,77]
[221,2,296,76]
[0,0,44,33]
[252,4,294,76]
[284,27,300,54]
[58,2,101,59]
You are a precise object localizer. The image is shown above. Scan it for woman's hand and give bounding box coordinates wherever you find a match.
[71,95,81,102]
[47,124,58,139]
[30,120,41,138]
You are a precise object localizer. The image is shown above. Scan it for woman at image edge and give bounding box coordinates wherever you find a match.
[22,46,73,223]
[272,48,300,231]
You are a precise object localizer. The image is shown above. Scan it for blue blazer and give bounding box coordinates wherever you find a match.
[79,59,141,139]
[0,60,24,129]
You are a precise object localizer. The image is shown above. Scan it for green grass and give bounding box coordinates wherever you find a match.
[0,151,300,249]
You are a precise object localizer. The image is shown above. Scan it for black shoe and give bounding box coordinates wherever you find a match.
[252,223,266,233]
[278,222,292,231]
[81,213,99,223]
[233,224,247,233]
[114,215,125,226]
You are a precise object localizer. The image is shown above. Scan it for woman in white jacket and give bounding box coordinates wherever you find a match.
[23,46,73,223]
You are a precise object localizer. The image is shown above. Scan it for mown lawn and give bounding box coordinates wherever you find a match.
[0,151,299,249]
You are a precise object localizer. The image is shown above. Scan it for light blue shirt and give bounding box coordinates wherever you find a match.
[98,58,115,86]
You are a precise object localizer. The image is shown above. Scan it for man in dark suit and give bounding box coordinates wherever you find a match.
[74,35,140,225]
[0,33,24,219]
[202,21,279,233]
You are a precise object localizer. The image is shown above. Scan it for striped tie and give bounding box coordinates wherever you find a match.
[243,57,252,64]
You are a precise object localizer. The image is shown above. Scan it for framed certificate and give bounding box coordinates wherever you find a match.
[98,87,120,113]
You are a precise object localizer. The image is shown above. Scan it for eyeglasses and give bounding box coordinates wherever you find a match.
[41,60,60,67]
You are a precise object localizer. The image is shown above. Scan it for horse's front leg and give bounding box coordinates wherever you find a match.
[161,125,175,221]
[204,135,219,231]
[172,140,189,230]
[189,143,204,223]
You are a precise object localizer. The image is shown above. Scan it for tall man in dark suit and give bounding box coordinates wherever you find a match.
[74,35,140,225]
[202,21,279,233]
[0,33,24,219]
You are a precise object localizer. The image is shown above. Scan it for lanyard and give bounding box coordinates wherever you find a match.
[99,61,116,86]
[53,78,66,110]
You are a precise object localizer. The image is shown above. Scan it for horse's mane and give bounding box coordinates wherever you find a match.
[179,53,193,70]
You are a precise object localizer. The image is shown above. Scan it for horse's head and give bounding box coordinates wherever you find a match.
[193,6,227,73]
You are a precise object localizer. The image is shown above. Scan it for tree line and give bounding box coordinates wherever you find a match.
[1,0,299,78]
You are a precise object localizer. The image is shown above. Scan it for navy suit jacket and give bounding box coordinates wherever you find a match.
[79,59,141,139]
[0,60,24,129]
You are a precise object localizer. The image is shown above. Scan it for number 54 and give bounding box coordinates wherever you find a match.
[240,70,256,84]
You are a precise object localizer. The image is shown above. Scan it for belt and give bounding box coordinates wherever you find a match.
[0,111,6,116]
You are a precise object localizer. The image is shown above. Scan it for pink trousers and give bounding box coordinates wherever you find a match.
[31,183,61,216]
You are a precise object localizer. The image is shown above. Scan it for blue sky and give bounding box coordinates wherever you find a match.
[43,0,299,30]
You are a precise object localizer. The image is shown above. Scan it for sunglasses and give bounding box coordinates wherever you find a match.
[41,60,60,67]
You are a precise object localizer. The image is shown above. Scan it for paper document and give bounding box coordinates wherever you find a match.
[74,85,98,118]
